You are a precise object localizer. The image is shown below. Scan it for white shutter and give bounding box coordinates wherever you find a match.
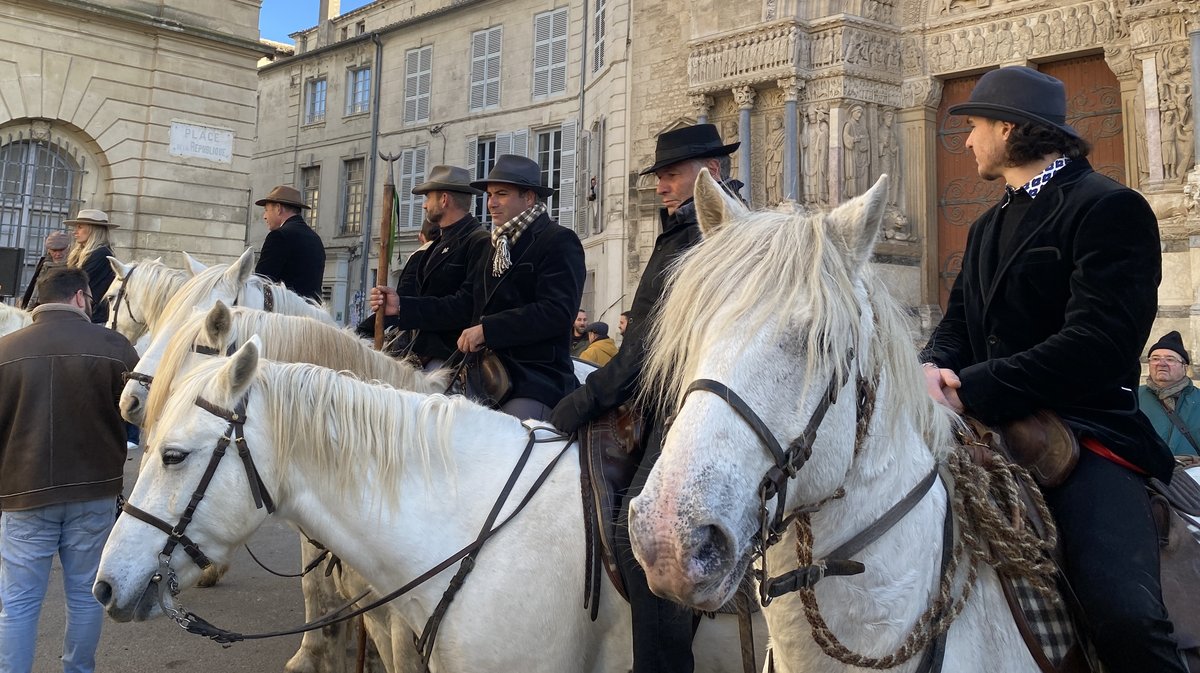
[417,47,432,122]
[485,27,502,109]
[511,129,529,158]
[550,8,568,95]
[469,30,488,111]
[592,0,606,71]
[404,49,420,123]
[398,151,415,229]
[495,132,513,158]
[533,12,552,99]
[466,136,478,178]
[412,146,428,229]
[559,119,578,235]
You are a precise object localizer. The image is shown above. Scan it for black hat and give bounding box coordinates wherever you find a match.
[470,154,555,197]
[1149,330,1190,364]
[948,66,1079,138]
[640,124,740,176]
[413,165,484,196]
[585,321,609,338]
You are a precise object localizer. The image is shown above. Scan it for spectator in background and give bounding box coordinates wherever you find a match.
[0,266,139,673]
[65,210,118,324]
[1139,331,1200,457]
[618,310,632,338]
[571,309,589,357]
[580,322,618,366]
[20,231,71,309]
[254,185,326,302]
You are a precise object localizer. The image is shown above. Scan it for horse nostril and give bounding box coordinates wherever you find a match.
[93,580,112,606]
[687,524,734,578]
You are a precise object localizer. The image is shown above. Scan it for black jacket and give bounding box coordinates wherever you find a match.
[359,214,492,361]
[255,215,326,302]
[81,246,115,324]
[551,199,704,432]
[477,212,585,408]
[920,158,1173,479]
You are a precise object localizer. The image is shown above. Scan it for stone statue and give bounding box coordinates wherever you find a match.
[1162,108,1180,180]
[1032,15,1049,54]
[802,107,829,204]
[842,105,871,197]
[878,109,901,207]
[996,21,1013,61]
[764,114,785,204]
[1161,43,1195,180]
[1078,6,1096,46]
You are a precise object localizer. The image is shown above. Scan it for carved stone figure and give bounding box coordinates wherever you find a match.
[1162,108,1180,180]
[764,114,785,204]
[969,28,985,66]
[802,107,829,204]
[1096,3,1115,42]
[1078,6,1096,46]
[1049,10,1065,51]
[1015,17,1033,59]
[996,21,1013,61]
[1032,15,1049,54]
[878,109,900,207]
[842,105,871,197]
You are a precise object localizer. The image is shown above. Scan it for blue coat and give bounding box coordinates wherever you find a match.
[1139,382,1200,457]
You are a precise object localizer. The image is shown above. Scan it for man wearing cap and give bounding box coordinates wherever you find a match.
[365,165,491,367]
[550,123,741,673]
[19,231,71,309]
[579,322,617,366]
[1140,331,1200,458]
[919,66,1184,672]
[448,154,584,420]
[254,185,326,302]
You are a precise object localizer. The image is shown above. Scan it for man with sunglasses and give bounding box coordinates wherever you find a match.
[1140,331,1200,457]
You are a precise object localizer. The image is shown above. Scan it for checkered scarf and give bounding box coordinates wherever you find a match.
[491,202,545,276]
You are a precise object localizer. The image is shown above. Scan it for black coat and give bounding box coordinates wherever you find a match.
[550,199,704,432]
[358,214,492,361]
[255,215,326,302]
[81,246,115,324]
[477,212,585,408]
[920,158,1173,479]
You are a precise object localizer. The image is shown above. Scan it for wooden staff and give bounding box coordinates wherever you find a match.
[374,152,400,350]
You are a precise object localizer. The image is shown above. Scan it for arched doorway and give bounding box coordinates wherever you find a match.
[934,54,1126,309]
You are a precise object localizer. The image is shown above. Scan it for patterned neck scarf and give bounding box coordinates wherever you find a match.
[491,202,545,276]
[1003,156,1070,207]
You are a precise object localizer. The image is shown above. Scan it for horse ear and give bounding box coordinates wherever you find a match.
[203,301,233,346]
[183,252,207,277]
[108,256,132,281]
[826,175,889,269]
[694,168,748,238]
[223,248,256,286]
[219,334,261,399]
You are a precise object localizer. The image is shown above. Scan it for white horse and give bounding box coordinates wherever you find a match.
[0,302,31,338]
[144,302,449,673]
[626,172,1038,672]
[95,339,760,673]
[104,254,204,352]
[120,247,333,428]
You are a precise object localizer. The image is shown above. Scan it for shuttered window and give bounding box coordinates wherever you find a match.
[536,120,577,232]
[404,46,433,124]
[532,8,569,99]
[592,0,605,72]
[397,146,427,230]
[469,27,502,111]
[468,137,498,228]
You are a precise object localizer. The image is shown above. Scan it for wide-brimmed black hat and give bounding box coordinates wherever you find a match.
[948,66,1079,138]
[640,124,740,176]
[413,165,483,196]
[1149,330,1190,365]
[470,154,554,197]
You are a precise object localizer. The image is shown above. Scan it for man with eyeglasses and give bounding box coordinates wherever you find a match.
[0,266,138,673]
[1139,331,1200,457]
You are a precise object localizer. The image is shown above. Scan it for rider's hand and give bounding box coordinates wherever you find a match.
[922,364,964,414]
[369,286,399,317]
[458,325,486,353]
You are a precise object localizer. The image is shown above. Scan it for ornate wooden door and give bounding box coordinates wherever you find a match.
[934,55,1125,310]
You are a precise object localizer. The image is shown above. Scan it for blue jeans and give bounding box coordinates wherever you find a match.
[0,498,117,673]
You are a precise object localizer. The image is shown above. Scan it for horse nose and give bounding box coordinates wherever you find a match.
[627,503,658,566]
[93,579,112,607]
[684,523,734,581]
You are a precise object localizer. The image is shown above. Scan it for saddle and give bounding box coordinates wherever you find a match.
[1149,465,1200,671]
[447,349,512,408]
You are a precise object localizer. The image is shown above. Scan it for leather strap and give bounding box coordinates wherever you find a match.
[1157,397,1200,455]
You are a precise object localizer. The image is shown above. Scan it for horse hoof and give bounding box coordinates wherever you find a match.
[196,563,229,588]
[283,651,320,673]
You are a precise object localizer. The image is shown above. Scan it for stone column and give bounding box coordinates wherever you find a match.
[733,85,757,201]
[690,93,714,125]
[778,77,803,202]
[1192,27,1200,166]
[899,77,944,308]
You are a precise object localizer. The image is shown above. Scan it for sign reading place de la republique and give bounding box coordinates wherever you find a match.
[168,120,234,164]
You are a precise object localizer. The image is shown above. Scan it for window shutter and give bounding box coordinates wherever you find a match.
[593,0,605,71]
[398,150,415,229]
[412,146,427,229]
[417,47,432,122]
[404,50,420,123]
[466,136,478,178]
[495,132,512,158]
[559,119,578,235]
[550,9,568,95]
[485,27,502,109]
[469,30,488,111]
[511,129,529,158]
[533,13,552,99]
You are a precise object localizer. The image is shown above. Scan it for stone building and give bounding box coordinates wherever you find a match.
[253,0,632,325]
[0,0,271,298]
[625,0,1199,351]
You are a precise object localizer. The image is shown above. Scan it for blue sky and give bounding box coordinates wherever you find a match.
[259,0,374,43]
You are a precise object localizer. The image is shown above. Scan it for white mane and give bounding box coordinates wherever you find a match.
[158,263,329,333]
[109,258,189,334]
[0,303,31,337]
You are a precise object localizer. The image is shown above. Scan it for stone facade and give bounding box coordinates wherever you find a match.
[253,0,632,325]
[0,0,270,295]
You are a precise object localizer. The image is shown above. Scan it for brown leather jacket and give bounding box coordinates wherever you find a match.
[0,304,139,510]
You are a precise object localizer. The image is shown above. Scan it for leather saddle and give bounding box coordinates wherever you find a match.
[1149,465,1200,671]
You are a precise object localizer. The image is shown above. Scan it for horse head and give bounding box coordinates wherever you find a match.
[628,170,903,610]
[96,337,275,621]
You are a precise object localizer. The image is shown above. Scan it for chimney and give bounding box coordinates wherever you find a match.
[319,0,341,23]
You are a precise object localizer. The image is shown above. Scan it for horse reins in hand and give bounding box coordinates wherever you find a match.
[130,394,571,649]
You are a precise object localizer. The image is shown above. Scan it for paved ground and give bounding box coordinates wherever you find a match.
[30,446,310,673]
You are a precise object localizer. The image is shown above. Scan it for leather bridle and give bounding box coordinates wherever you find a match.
[109,263,144,339]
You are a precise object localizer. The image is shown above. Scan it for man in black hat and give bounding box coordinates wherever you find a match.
[919,66,1185,672]
[1140,331,1200,457]
[254,185,326,302]
[550,123,741,673]
[365,165,491,368]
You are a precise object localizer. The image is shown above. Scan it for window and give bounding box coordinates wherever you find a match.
[592,0,606,71]
[396,147,428,230]
[0,139,84,292]
[469,137,498,227]
[346,67,371,116]
[535,121,577,233]
[305,78,327,124]
[341,26,349,40]
[356,21,366,35]
[341,158,364,236]
[537,129,563,218]
[301,166,321,230]
[469,27,502,111]
[533,9,569,99]
[404,46,433,124]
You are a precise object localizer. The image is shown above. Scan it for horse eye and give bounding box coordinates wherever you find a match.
[161,448,188,466]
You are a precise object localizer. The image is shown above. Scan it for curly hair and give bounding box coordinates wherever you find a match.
[1005,122,1091,166]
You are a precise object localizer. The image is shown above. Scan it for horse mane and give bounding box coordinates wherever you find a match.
[642,203,956,456]
[157,264,330,338]
[156,358,478,506]
[0,303,31,337]
[122,259,189,333]
[144,307,449,430]
[245,273,332,322]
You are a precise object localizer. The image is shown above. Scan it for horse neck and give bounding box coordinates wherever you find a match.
[141,268,187,333]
